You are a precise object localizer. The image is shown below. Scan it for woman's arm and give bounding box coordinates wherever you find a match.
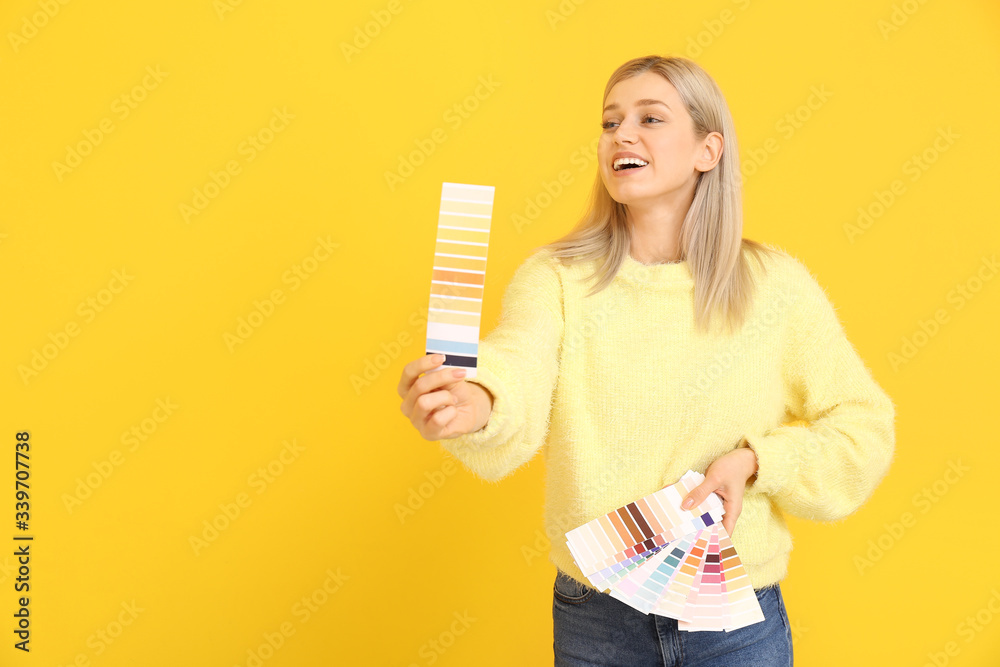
[437,250,564,482]
[742,260,897,522]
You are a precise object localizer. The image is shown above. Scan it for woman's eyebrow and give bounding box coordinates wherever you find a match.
[602,99,671,113]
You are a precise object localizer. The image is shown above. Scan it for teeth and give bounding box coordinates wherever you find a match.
[613,157,649,171]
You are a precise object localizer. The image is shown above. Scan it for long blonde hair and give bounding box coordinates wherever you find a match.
[538,55,781,335]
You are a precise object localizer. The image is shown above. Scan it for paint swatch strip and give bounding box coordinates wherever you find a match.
[677,524,766,631]
[425,182,495,380]
[655,530,710,619]
[565,470,723,586]
[565,471,766,632]
[609,534,697,614]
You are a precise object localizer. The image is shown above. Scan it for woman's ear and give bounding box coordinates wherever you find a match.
[696,131,724,173]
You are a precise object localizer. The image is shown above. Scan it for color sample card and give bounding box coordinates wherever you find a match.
[424,182,495,380]
[677,524,767,632]
[654,530,710,619]
[565,470,724,591]
[609,533,697,615]
[565,470,766,632]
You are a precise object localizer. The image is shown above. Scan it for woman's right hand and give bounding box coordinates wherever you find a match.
[398,354,494,441]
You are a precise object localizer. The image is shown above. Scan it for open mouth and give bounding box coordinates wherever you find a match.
[613,158,649,172]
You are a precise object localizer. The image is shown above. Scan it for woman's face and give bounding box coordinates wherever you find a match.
[598,71,720,210]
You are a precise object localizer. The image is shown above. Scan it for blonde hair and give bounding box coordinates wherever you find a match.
[537,54,781,335]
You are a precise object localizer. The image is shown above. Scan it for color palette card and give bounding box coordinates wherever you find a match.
[424,182,495,380]
[565,470,765,632]
[675,524,766,632]
[565,470,724,591]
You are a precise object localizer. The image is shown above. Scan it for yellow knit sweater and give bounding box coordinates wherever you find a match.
[439,244,896,590]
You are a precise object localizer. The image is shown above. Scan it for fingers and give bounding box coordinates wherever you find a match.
[417,388,457,427]
[397,353,446,400]
[395,352,473,440]
[722,513,735,538]
[721,496,742,538]
[399,357,466,419]
[424,402,458,437]
[681,481,711,510]
[683,478,742,537]
[723,504,741,536]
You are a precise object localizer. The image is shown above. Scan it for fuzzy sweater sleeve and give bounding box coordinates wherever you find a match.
[437,250,564,482]
[742,260,897,522]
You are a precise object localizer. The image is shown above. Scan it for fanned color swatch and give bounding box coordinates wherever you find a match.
[424,182,495,380]
[565,470,766,632]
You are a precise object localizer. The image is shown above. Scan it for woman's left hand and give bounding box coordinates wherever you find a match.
[678,445,759,537]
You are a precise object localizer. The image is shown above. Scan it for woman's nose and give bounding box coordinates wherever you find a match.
[616,131,635,145]
[615,125,636,144]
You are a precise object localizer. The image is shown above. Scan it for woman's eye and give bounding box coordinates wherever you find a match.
[601,115,661,130]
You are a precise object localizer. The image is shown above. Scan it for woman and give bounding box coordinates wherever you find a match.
[398,55,895,666]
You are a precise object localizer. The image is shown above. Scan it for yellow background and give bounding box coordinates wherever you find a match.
[1,0,998,665]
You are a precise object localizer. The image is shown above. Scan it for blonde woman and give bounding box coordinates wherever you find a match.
[398,55,895,666]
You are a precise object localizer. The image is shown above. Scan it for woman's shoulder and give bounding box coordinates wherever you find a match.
[501,247,566,301]
[744,242,842,326]
[516,246,565,278]
[743,240,820,287]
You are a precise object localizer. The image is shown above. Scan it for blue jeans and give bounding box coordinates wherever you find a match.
[553,570,793,666]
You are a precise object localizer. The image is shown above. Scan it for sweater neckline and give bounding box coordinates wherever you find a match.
[617,253,695,287]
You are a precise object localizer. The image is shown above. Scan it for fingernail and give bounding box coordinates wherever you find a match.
[453,369,466,377]
[433,354,444,362]
[682,498,694,509]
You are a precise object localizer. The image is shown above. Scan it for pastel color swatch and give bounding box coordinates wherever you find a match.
[565,470,766,632]
[424,182,495,379]
[565,470,724,590]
